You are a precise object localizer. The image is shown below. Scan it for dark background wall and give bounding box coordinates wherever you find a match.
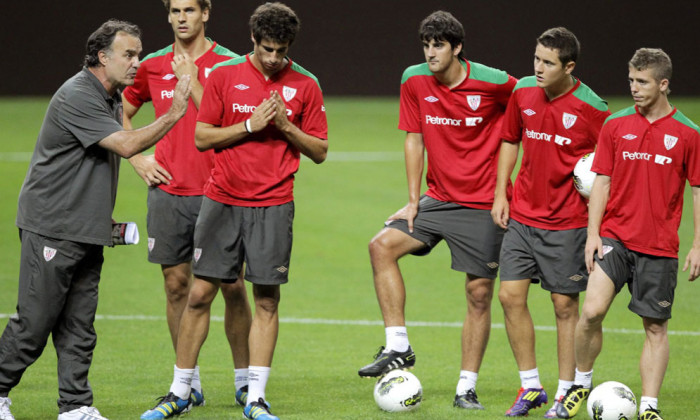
[3,0,699,96]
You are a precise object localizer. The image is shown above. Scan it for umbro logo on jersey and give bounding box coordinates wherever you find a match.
[622,134,637,140]
[569,274,584,281]
[657,300,671,308]
[523,109,536,116]
[467,95,481,111]
[424,96,439,103]
[276,266,288,273]
[43,246,57,262]
[162,74,176,80]
[562,112,577,129]
[235,84,250,90]
[283,86,297,102]
[486,262,499,269]
[664,134,678,150]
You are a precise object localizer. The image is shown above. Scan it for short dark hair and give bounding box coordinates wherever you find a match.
[84,19,141,68]
[419,11,465,59]
[629,48,672,82]
[161,0,212,11]
[536,27,580,65]
[249,2,300,45]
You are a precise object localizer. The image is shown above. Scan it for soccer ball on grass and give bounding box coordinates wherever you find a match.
[373,369,422,412]
[587,381,637,420]
[573,152,596,199]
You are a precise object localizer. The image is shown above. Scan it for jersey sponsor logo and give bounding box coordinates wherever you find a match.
[283,86,297,102]
[426,115,462,126]
[622,134,637,140]
[654,154,672,165]
[466,95,481,111]
[193,248,202,263]
[43,246,57,262]
[162,73,176,80]
[562,112,577,129]
[424,96,439,103]
[148,237,155,252]
[664,134,678,150]
[204,67,212,78]
[465,117,483,126]
[232,103,256,113]
[525,129,551,141]
[235,84,250,90]
[161,90,174,100]
[523,109,536,116]
[286,109,292,116]
[622,151,651,160]
[554,134,572,146]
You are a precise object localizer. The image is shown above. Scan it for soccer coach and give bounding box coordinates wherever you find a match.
[0,19,190,420]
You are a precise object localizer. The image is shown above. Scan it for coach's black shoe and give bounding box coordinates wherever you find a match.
[358,346,415,378]
[454,389,484,410]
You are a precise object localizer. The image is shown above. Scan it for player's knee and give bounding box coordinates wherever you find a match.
[551,293,579,319]
[497,286,523,309]
[467,284,493,309]
[579,305,606,327]
[164,271,191,298]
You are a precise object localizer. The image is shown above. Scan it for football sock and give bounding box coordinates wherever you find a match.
[191,365,202,393]
[556,379,574,400]
[519,367,541,389]
[574,368,593,388]
[385,326,409,352]
[235,368,249,391]
[247,366,271,405]
[170,365,194,400]
[456,370,478,395]
[640,396,658,411]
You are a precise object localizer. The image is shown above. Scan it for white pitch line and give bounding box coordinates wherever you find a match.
[1,313,699,336]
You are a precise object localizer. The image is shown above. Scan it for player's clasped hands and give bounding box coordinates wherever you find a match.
[248,90,290,133]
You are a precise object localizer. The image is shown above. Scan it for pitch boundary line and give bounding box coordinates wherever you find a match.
[1,313,699,336]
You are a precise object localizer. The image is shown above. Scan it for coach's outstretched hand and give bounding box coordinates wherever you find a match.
[168,74,192,119]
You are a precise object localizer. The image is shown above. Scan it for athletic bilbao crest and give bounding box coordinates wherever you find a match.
[148,237,155,252]
[43,246,57,262]
[664,134,678,150]
[193,248,202,263]
[204,67,212,78]
[562,112,577,129]
[283,86,297,102]
[466,95,481,111]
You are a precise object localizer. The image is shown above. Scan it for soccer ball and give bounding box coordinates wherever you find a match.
[373,369,422,412]
[587,381,637,420]
[573,152,596,199]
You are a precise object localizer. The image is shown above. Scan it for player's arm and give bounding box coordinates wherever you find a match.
[121,97,172,186]
[683,185,700,281]
[270,91,327,164]
[195,96,277,151]
[386,132,424,233]
[491,140,519,229]
[172,54,204,109]
[100,75,191,158]
[585,174,610,273]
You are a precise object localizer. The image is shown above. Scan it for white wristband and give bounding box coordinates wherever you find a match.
[244,119,252,134]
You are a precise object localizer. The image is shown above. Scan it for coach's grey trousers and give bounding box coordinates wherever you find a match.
[0,230,103,413]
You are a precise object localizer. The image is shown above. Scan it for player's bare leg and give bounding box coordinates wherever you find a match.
[499,279,536,371]
[175,277,221,369]
[221,272,252,369]
[639,317,668,398]
[368,228,426,327]
[461,275,494,372]
[574,265,616,372]
[249,284,280,368]
[551,292,579,381]
[162,262,193,351]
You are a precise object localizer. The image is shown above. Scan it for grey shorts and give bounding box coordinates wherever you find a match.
[500,219,588,294]
[595,237,678,320]
[146,187,203,265]
[192,197,294,285]
[386,195,504,279]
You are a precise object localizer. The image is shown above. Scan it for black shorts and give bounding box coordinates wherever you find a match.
[192,198,294,285]
[146,187,202,265]
[386,195,504,279]
[595,237,678,320]
[500,220,588,294]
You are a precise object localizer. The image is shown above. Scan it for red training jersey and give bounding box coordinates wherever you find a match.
[123,40,238,196]
[593,106,700,258]
[501,77,610,229]
[399,59,517,209]
[197,54,328,206]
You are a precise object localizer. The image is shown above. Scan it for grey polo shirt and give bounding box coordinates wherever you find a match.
[16,68,124,246]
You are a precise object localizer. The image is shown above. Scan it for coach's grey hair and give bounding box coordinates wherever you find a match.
[84,19,141,68]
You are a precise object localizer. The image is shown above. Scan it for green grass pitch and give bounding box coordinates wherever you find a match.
[0,97,699,419]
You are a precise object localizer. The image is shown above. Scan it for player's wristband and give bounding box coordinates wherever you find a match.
[244,119,252,134]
